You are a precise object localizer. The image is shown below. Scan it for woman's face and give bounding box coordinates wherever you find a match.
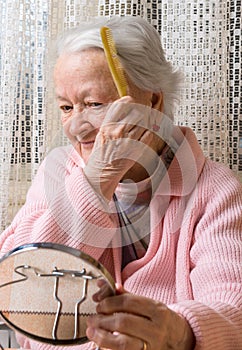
[54,49,156,164]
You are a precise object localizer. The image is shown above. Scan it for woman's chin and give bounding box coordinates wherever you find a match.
[80,143,94,163]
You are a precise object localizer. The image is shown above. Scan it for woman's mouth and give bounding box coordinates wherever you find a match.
[80,140,95,149]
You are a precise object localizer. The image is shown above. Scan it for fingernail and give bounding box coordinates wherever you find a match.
[86,327,95,339]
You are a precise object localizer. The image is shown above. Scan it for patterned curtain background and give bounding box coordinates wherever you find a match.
[0,0,241,232]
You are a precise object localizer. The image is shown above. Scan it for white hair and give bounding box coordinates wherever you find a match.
[57,16,184,119]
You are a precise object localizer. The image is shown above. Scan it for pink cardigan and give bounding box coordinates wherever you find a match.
[0,127,241,349]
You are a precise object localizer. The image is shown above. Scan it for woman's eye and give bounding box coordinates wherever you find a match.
[86,102,104,109]
[60,105,72,113]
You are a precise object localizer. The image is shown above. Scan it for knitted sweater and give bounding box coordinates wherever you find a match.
[0,126,241,350]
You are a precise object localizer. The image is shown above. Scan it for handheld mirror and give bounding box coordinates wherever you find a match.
[0,242,115,345]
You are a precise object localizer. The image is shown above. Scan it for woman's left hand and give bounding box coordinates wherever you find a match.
[87,282,195,350]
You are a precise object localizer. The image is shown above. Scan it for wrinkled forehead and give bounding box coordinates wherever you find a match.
[55,48,105,68]
[53,49,119,101]
[54,49,112,80]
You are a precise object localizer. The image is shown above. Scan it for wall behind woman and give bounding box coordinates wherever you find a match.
[0,0,241,234]
[99,0,241,177]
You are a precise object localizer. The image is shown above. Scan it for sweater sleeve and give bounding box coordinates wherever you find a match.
[169,163,242,349]
[0,146,117,259]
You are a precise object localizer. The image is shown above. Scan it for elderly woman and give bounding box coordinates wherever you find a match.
[0,16,241,350]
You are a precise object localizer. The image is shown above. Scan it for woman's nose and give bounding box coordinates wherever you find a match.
[69,109,88,136]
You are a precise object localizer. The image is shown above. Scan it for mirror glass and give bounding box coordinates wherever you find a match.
[0,242,115,345]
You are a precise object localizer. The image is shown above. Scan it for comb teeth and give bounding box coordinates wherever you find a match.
[100,26,127,97]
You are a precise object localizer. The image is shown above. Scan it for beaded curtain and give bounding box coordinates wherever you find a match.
[0,0,241,232]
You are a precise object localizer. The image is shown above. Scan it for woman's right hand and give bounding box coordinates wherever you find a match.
[83,97,166,201]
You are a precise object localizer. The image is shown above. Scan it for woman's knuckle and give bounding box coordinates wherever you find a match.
[120,293,131,308]
[150,301,165,320]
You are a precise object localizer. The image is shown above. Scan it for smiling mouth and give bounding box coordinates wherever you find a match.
[80,140,95,147]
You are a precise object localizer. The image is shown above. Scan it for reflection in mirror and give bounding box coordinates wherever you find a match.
[0,243,115,345]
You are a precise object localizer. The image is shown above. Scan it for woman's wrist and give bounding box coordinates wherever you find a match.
[180,317,195,350]
[167,310,195,350]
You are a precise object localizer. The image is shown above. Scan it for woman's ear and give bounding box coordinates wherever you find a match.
[151,92,163,112]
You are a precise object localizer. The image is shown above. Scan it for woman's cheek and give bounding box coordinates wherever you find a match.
[61,114,70,125]
[62,119,74,141]
[85,112,105,129]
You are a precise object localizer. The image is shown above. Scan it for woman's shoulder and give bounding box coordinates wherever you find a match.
[202,158,241,186]
[197,158,242,205]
